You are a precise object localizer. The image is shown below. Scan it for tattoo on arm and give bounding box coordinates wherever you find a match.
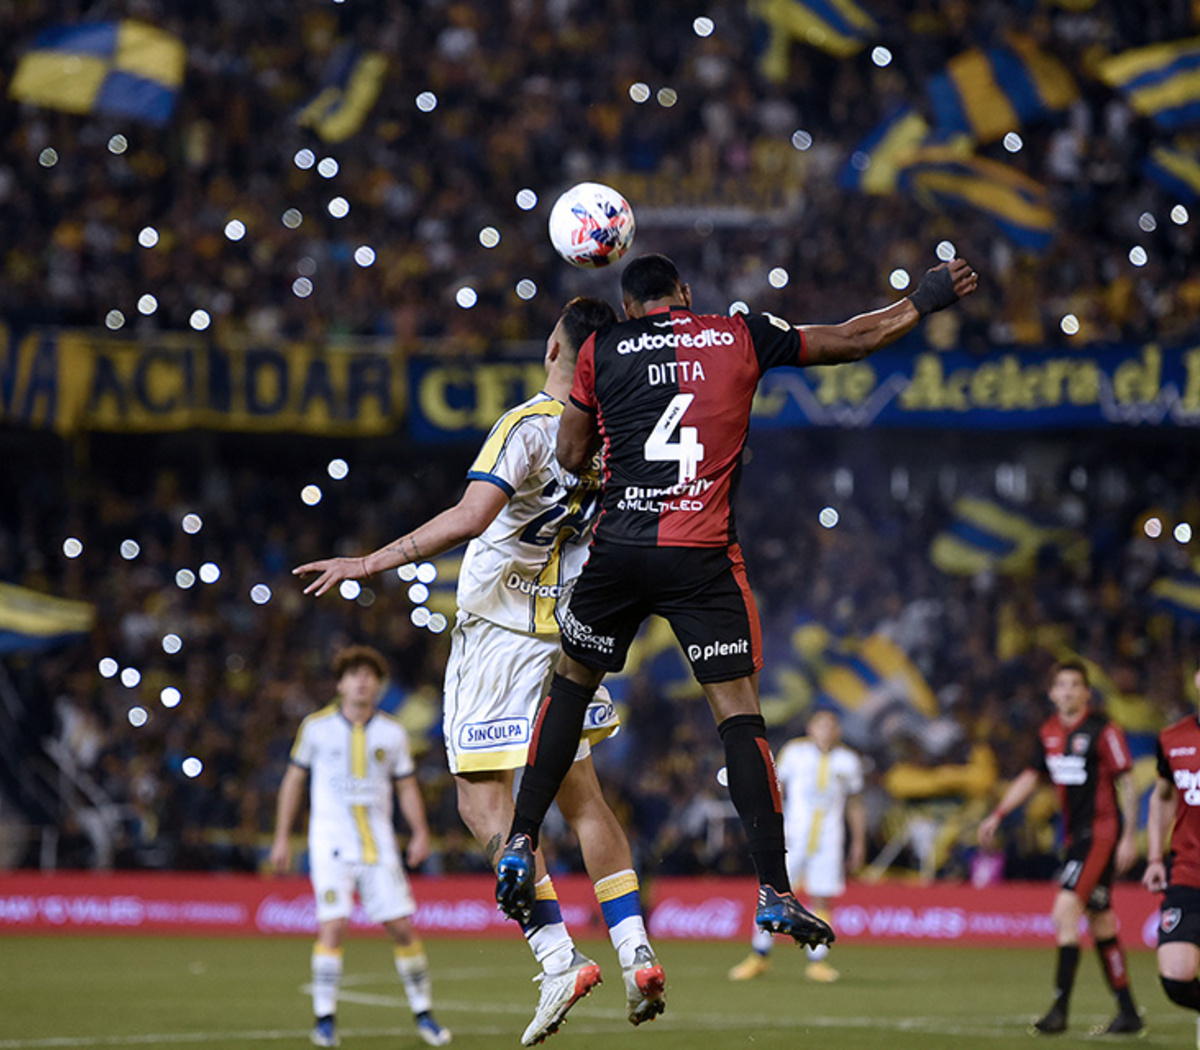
[385,534,422,565]
[483,833,502,868]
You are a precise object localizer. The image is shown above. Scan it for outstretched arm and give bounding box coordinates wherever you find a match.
[293,480,509,596]
[801,258,978,366]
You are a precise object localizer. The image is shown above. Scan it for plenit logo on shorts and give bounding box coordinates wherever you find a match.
[616,328,735,354]
[459,719,529,750]
[505,572,564,599]
[686,638,750,663]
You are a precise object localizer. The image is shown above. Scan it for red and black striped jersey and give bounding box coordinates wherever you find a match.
[1156,715,1200,890]
[1031,710,1131,845]
[569,306,805,547]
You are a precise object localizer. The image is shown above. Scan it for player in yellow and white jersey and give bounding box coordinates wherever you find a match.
[270,646,450,1048]
[729,708,866,983]
[294,298,664,1047]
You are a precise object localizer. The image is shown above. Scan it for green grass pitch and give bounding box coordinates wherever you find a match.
[2,934,1192,1048]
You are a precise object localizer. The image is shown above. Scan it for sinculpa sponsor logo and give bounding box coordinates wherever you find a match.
[616,328,735,354]
[459,718,529,749]
[686,638,750,662]
[505,572,564,598]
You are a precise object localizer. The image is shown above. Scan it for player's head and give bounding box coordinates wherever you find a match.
[332,644,387,718]
[549,296,619,366]
[620,254,691,317]
[808,708,841,751]
[1048,660,1091,720]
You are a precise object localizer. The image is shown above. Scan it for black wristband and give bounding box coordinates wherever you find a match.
[908,265,959,317]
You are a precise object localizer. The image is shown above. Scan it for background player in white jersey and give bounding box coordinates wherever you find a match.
[294,297,664,1046]
[269,645,451,1048]
[729,709,866,983]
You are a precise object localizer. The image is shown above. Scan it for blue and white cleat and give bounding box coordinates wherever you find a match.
[310,1016,340,1047]
[495,833,537,925]
[415,1010,452,1046]
[754,886,835,949]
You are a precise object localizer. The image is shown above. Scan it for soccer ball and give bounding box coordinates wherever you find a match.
[548,182,636,269]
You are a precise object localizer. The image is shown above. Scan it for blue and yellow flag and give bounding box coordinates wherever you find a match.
[0,583,94,655]
[1099,37,1200,132]
[899,149,1056,250]
[1151,571,1200,623]
[750,0,877,81]
[298,44,388,143]
[930,496,1088,577]
[9,21,185,126]
[838,105,933,194]
[927,35,1078,144]
[1145,139,1200,201]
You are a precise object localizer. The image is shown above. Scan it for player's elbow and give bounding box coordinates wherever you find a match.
[557,444,590,475]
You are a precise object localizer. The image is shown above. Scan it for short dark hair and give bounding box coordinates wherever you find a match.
[620,253,682,306]
[1050,660,1090,688]
[558,295,618,355]
[332,645,388,681]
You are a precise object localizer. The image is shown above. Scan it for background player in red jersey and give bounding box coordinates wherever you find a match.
[1143,665,1200,1047]
[494,251,977,953]
[980,662,1142,1035]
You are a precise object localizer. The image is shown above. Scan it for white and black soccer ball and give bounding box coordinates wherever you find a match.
[548,181,636,269]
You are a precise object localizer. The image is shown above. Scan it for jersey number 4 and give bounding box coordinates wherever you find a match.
[644,393,705,485]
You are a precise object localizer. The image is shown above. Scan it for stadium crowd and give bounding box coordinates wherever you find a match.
[0,0,1198,350]
[2,421,1198,880]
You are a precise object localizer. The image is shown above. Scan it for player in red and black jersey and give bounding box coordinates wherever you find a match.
[1143,665,1200,1042]
[980,662,1141,1035]
[495,251,977,953]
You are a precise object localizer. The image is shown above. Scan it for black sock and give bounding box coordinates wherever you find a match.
[718,713,788,892]
[1054,944,1080,1011]
[1096,937,1136,1014]
[1162,976,1200,1012]
[509,673,594,850]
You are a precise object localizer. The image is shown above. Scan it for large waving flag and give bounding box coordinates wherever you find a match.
[298,44,388,143]
[0,583,94,655]
[838,105,933,194]
[1145,140,1200,202]
[1099,37,1200,132]
[750,0,877,81]
[9,21,185,126]
[930,497,1088,577]
[899,149,1056,250]
[1150,570,1200,623]
[927,35,1078,144]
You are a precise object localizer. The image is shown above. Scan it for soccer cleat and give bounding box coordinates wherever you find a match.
[754,886,835,949]
[1030,1003,1067,1035]
[495,833,536,925]
[805,960,840,983]
[728,953,770,981]
[521,950,602,1046]
[1092,1010,1144,1036]
[415,1010,453,1046]
[622,945,666,1026]
[310,1016,340,1047]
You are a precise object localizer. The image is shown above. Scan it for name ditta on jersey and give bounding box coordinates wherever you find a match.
[648,360,706,386]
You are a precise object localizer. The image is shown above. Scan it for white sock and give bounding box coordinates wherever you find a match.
[751,926,773,956]
[395,942,433,1015]
[526,875,576,975]
[610,915,649,970]
[311,945,343,1018]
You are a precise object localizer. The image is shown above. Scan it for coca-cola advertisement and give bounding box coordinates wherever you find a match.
[0,872,1163,947]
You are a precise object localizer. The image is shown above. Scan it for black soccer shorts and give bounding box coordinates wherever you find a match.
[1158,885,1200,947]
[558,539,763,684]
[1058,833,1116,911]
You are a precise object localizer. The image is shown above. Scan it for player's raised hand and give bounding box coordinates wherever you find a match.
[909,258,979,316]
[293,556,369,596]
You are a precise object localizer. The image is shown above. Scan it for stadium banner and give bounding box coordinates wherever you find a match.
[0,325,408,435]
[0,873,1162,947]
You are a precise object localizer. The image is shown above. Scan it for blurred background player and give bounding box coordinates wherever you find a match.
[729,708,865,982]
[269,645,451,1048]
[294,298,664,1046]
[495,252,977,952]
[1143,664,1200,1048]
[979,661,1141,1036]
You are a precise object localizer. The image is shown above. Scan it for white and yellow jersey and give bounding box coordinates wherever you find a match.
[776,738,864,860]
[458,391,601,635]
[290,705,415,866]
